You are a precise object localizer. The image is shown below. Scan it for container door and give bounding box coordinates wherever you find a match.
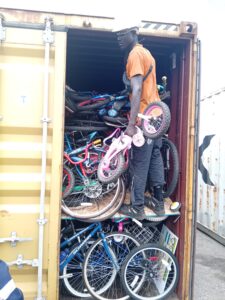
[189,38,201,299]
[0,21,66,299]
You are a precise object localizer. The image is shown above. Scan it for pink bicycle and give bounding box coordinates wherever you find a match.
[98,100,171,184]
[97,127,145,184]
[97,128,131,184]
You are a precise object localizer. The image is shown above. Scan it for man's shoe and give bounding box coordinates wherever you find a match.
[145,196,165,216]
[119,204,145,220]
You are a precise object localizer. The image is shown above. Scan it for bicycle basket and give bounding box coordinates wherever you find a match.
[125,224,161,244]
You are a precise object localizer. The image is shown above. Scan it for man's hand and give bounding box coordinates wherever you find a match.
[124,124,137,137]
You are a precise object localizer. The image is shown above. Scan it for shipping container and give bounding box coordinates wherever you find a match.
[197,88,225,245]
[0,8,200,300]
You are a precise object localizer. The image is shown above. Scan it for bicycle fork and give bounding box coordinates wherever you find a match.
[100,232,120,272]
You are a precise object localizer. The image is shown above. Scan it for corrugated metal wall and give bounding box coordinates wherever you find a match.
[198,88,225,242]
[0,9,199,300]
[0,26,66,299]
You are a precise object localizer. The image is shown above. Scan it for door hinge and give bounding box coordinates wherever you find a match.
[43,17,54,44]
[7,254,39,268]
[0,15,6,42]
[0,232,32,247]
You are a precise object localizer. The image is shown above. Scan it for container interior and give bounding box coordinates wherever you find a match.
[62,27,191,299]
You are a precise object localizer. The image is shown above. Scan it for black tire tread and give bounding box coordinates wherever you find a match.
[62,166,75,198]
[162,138,179,198]
[65,125,109,132]
[75,98,111,111]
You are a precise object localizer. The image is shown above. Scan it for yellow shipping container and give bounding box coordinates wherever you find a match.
[0,8,200,300]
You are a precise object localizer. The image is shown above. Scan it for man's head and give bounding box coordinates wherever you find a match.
[113,19,140,51]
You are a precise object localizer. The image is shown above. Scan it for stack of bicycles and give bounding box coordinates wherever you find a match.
[62,79,179,221]
[61,78,180,299]
[60,218,179,300]
[62,128,127,221]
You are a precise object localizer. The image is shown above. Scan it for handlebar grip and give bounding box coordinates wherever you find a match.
[92,139,102,145]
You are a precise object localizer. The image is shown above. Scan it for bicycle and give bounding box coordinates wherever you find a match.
[97,129,179,199]
[59,221,140,299]
[62,131,125,220]
[97,128,131,184]
[121,243,179,300]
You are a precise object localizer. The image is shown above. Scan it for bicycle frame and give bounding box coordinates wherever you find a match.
[59,222,119,274]
[101,129,132,170]
[64,132,105,180]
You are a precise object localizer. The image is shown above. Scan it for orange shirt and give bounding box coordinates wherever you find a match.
[126,43,160,113]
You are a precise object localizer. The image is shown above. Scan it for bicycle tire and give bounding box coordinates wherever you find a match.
[62,166,75,198]
[121,243,179,300]
[65,97,77,113]
[103,115,128,125]
[75,98,111,111]
[83,232,140,300]
[65,125,109,132]
[66,89,94,103]
[61,178,121,219]
[68,119,107,126]
[161,138,179,198]
[97,153,126,184]
[141,101,171,139]
[62,240,95,298]
[87,178,125,222]
[69,94,92,102]
[104,121,127,128]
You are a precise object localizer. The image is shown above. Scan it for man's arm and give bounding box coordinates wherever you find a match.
[125,74,143,137]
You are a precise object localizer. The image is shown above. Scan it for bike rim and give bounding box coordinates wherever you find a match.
[143,105,165,135]
[84,233,140,300]
[124,246,178,300]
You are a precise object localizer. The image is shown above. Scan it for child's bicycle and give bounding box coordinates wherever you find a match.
[97,128,133,184]
[97,117,166,186]
[59,221,140,299]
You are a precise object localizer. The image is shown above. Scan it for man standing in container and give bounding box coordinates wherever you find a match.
[113,20,165,220]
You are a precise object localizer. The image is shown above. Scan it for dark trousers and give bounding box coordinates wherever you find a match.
[129,138,165,206]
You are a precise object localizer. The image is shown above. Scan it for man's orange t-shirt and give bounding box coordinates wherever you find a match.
[126,43,160,113]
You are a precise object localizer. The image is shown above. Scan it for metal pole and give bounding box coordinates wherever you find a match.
[36,17,54,300]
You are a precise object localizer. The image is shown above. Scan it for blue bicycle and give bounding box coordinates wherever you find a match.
[59,221,140,299]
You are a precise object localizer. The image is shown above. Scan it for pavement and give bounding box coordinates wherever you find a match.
[193,229,225,300]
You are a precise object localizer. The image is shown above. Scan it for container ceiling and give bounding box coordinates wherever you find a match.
[66,29,183,93]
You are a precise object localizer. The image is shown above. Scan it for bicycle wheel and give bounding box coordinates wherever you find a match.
[121,244,179,300]
[66,119,107,127]
[87,177,125,222]
[65,96,77,113]
[161,138,179,198]
[62,240,94,298]
[75,98,111,111]
[103,115,128,126]
[141,101,171,139]
[61,177,121,219]
[83,232,140,300]
[98,153,126,184]
[62,166,75,198]
[65,125,109,132]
